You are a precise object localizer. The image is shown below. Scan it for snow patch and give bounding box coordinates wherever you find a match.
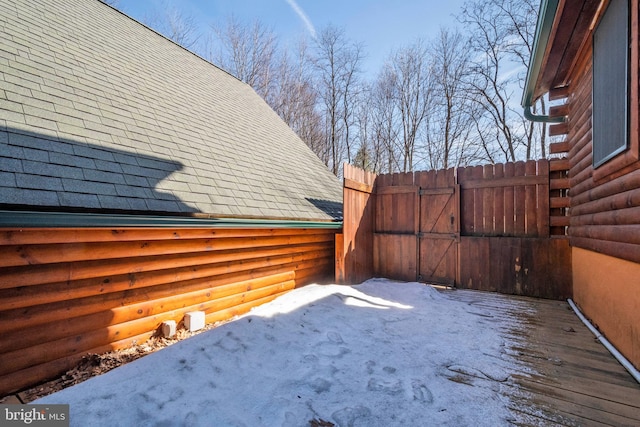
[37,279,529,426]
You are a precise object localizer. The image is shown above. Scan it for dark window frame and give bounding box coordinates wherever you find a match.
[592,0,639,182]
[592,0,630,168]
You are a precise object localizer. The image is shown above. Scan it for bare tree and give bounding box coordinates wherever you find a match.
[370,64,401,173]
[341,55,363,167]
[270,39,327,162]
[497,0,548,159]
[390,40,431,172]
[353,91,373,172]
[144,2,201,50]
[423,29,477,170]
[313,25,364,176]
[208,16,278,101]
[353,83,388,173]
[459,0,517,163]
[458,0,544,163]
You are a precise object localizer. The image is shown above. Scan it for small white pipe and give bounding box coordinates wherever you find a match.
[567,299,640,384]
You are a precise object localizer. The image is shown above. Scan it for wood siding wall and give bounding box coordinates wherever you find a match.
[0,226,336,396]
[566,33,640,264]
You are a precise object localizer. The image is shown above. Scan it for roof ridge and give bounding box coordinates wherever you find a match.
[95,0,243,85]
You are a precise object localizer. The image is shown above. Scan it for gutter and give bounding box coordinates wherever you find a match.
[521,0,567,123]
[0,210,343,229]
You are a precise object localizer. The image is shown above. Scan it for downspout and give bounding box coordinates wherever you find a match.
[524,105,566,123]
[568,299,640,384]
[521,0,567,123]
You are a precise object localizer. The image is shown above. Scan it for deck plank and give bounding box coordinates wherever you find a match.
[440,289,640,426]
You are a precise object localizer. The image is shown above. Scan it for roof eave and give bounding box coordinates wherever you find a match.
[0,210,343,229]
[521,0,561,110]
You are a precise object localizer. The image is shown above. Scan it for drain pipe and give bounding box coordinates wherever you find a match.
[523,105,566,123]
[567,299,640,384]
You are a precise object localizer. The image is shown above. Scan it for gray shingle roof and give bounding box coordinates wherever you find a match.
[0,0,342,221]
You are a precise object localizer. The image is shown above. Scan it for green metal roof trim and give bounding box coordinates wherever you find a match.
[0,210,342,229]
[521,0,565,123]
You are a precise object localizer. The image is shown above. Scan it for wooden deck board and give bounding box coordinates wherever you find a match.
[441,289,640,426]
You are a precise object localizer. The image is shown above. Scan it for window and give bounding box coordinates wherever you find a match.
[592,0,630,168]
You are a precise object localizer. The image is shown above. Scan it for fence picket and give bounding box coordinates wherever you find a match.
[525,160,538,236]
[483,164,495,235]
[514,161,527,236]
[471,166,484,234]
[494,163,505,234]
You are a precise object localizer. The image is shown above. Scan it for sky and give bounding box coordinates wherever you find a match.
[114,0,467,77]
[37,278,539,426]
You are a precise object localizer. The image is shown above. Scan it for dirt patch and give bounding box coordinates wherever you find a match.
[0,321,225,404]
[309,418,335,426]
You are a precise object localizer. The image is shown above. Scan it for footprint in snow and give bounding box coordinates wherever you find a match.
[215,332,245,353]
[411,380,434,403]
[302,354,319,364]
[318,346,351,358]
[310,377,332,394]
[365,360,376,374]
[332,405,372,427]
[367,378,403,395]
[327,331,344,344]
[169,387,184,401]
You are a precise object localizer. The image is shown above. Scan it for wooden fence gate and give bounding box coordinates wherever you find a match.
[417,169,459,286]
[370,168,459,285]
[338,161,572,300]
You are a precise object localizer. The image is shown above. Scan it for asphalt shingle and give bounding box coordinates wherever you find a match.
[0,0,342,220]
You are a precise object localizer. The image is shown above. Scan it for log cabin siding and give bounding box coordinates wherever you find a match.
[521,0,640,371]
[0,226,337,396]
[567,25,640,264]
[534,0,640,373]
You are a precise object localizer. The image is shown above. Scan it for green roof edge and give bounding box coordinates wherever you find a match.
[521,0,561,109]
[0,210,343,229]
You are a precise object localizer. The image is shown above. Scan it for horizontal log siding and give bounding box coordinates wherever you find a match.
[567,42,640,264]
[0,226,336,396]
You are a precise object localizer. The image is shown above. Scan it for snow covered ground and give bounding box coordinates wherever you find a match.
[37,278,531,426]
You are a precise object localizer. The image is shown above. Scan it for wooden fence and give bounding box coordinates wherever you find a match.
[0,226,336,396]
[336,164,376,285]
[458,161,550,237]
[338,160,572,299]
